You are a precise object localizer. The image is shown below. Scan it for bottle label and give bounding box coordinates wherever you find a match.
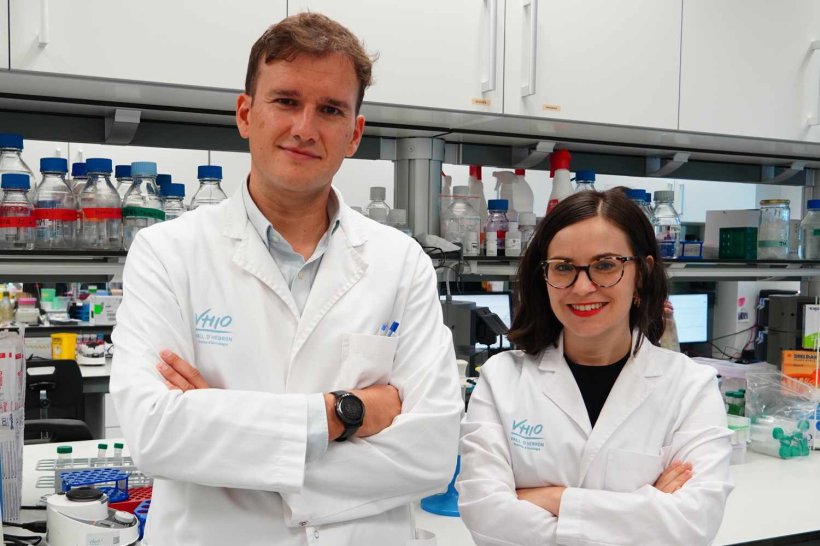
[0,216,35,228]
[82,208,123,221]
[757,240,788,248]
[34,208,79,221]
[123,206,166,221]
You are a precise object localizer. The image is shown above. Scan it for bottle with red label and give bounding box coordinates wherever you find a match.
[78,158,122,250]
[0,173,35,250]
[547,149,573,214]
[33,157,78,249]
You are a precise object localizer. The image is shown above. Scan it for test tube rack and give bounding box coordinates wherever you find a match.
[35,455,151,505]
[60,468,130,502]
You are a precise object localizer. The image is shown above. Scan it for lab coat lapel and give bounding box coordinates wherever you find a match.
[222,192,300,320]
[576,338,664,484]
[291,209,368,360]
[538,339,593,436]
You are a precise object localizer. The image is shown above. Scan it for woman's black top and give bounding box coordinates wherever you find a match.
[565,351,630,427]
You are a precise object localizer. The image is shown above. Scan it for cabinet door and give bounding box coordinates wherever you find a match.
[0,1,8,69]
[9,0,285,89]
[289,0,505,114]
[504,0,681,129]
[679,0,820,141]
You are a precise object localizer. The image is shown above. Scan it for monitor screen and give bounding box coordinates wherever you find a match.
[442,293,513,348]
[668,294,709,344]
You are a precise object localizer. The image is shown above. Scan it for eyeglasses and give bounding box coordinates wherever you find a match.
[540,256,639,289]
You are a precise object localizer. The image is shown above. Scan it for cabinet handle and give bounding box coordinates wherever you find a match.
[521,0,538,97]
[38,0,50,47]
[481,0,498,93]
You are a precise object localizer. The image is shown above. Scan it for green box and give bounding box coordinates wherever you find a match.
[719,227,758,259]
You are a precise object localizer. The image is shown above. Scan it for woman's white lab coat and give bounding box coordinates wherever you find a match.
[457,335,733,546]
[110,188,462,545]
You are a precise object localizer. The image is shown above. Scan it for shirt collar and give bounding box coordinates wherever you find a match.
[241,177,341,251]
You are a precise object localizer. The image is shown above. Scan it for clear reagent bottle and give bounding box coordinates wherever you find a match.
[33,157,78,249]
[0,173,35,250]
[190,165,227,209]
[78,158,122,250]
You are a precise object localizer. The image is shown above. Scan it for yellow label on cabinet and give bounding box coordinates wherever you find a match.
[542,104,562,112]
[471,98,491,106]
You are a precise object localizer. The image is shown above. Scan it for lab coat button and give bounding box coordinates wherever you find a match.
[313,530,320,539]
[298,271,304,279]
[299,521,308,527]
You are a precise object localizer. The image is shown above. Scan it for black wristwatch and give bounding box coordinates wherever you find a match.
[331,390,365,442]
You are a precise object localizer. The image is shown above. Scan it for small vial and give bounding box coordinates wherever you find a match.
[56,445,73,469]
[113,442,124,463]
[97,442,108,464]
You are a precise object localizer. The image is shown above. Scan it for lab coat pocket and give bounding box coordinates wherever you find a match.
[341,333,399,386]
[604,448,664,493]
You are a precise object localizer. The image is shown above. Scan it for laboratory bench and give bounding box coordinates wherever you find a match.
[12,440,820,546]
[415,451,820,546]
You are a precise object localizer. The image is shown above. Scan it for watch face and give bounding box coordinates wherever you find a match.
[339,396,364,423]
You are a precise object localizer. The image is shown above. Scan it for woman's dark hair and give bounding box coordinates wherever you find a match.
[508,187,667,356]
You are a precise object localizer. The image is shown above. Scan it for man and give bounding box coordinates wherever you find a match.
[110,12,462,545]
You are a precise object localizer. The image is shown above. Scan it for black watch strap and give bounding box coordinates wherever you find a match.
[331,390,365,442]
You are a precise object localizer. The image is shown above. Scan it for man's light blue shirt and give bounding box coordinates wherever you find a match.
[242,179,341,462]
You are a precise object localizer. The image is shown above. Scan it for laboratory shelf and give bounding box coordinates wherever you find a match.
[0,250,127,282]
[442,256,820,282]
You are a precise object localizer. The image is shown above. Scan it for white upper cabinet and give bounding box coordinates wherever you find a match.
[0,2,8,69]
[9,0,285,90]
[679,0,820,142]
[503,0,681,129]
[288,0,505,114]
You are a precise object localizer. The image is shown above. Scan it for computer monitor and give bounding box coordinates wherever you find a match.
[442,292,513,348]
[668,293,709,344]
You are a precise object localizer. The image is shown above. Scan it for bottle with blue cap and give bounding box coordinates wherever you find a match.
[799,199,820,259]
[625,188,654,222]
[123,162,165,249]
[0,133,34,182]
[652,190,681,259]
[114,165,133,200]
[191,165,227,209]
[78,158,122,250]
[162,183,187,220]
[484,199,510,256]
[156,174,173,201]
[0,173,35,250]
[573,170,597,192]
[70,162,88,195]
[32,157,78,249]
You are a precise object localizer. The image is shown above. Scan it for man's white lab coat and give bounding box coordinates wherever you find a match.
[110,188,462,545]
[458,335,733,546]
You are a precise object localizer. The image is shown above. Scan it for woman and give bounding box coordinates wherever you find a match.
[457,188,733,545]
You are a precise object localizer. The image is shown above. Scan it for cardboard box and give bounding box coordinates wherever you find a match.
[92,295,122,326]
[781,350,820,388]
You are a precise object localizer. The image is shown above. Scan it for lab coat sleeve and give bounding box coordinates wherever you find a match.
[556,374,734,546]
[457,372,560,546]
[279,248,463,527]
[110,232,309,493]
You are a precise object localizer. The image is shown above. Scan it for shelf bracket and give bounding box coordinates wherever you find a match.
[646,152,690,178]
[761,161,806,185]
[512,141,555,169]
[104,108,141,145]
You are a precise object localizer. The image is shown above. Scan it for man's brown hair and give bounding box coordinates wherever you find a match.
[244,12,376,113]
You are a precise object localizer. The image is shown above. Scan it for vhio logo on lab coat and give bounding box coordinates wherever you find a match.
[511,419,544,452]
[195,308,234,347]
